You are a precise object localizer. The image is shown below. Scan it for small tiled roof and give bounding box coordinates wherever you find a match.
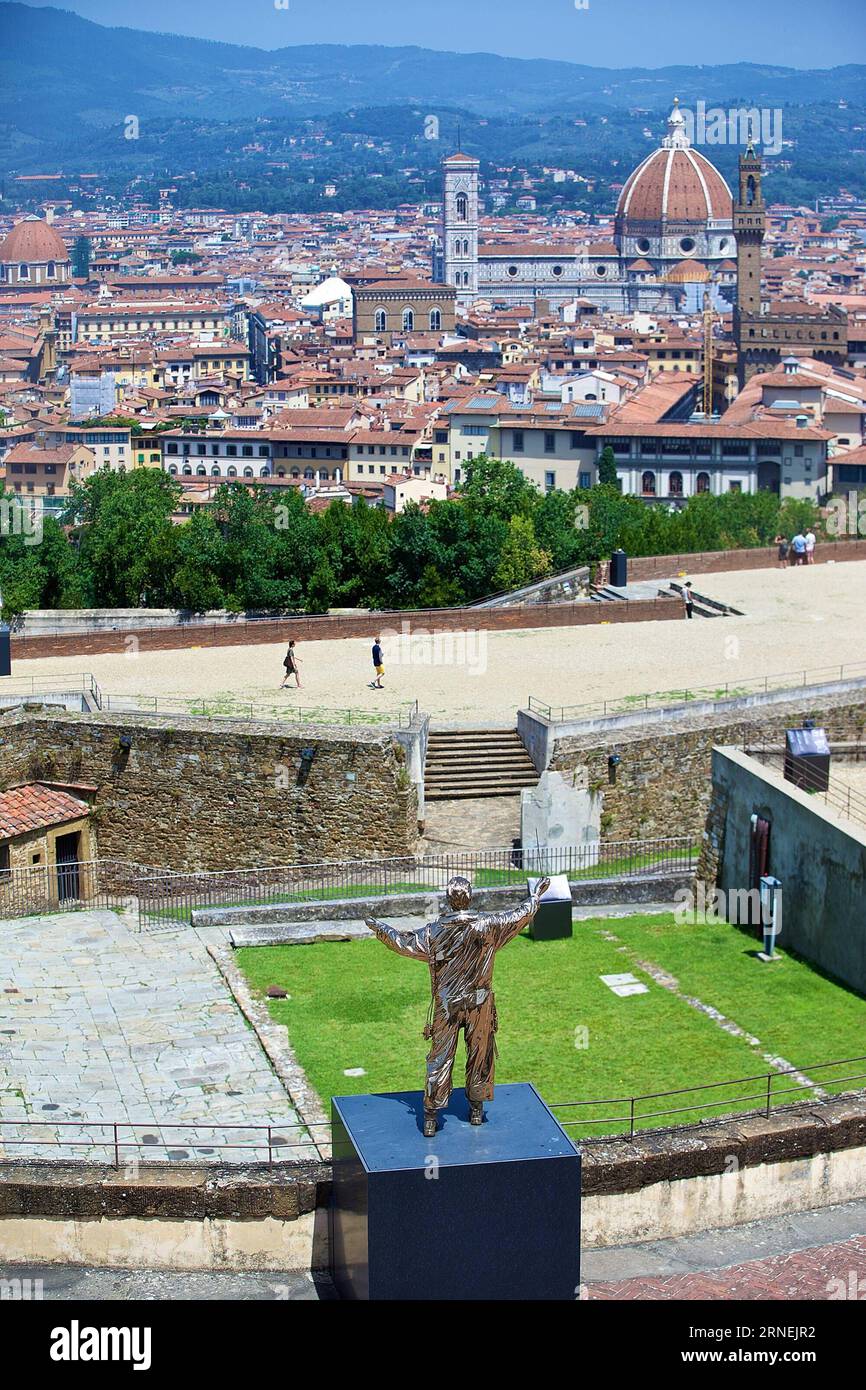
[0,783,91,840]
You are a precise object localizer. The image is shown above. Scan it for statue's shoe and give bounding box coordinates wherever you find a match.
[423,1115,438,1138]
[469,1104,484,1126]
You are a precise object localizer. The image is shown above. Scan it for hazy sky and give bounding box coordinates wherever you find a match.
[17,0,866,67]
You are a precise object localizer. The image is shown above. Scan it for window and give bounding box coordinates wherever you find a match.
[242,445,253,457]
[196,465,206,476]
[729,480,742,493]
[375,309,387,332]
[402,309,415,333]
[545,471,556,491]
[669,470,683,497]
[641,470,656,496]
[579,472,591,489]
[227,467,237,478]
[47,260,56,277]
[544,432,555,453]
[429,308,441,331]
[512,430,524,452]
[456,193,468,221]
[18,263,29,280]
[696,471,710,493]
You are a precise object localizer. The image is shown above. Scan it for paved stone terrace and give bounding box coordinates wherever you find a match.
[585,1200,866,1301]
[0,910,306,1163]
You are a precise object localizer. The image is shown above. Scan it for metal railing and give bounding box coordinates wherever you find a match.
[96,691,421,728]
[0,859,144,921]
[0,671,420,728]
[2,1058,863,1162]
[744,733,866,827]
[550,1055,866,1139]
[528,660,866,724]
[134,837,698,928]
[0,1117,330,1166]
[0,672,103,708]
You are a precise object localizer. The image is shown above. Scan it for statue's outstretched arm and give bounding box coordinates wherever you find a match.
[483,877,552,947]
[365,917,430,961]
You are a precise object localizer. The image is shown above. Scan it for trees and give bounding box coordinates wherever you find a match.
[492,515,552,593]
[597,445,619,487]
[67,468,182,607]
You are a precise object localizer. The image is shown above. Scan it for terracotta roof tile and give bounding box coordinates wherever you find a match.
[0,784,91,840]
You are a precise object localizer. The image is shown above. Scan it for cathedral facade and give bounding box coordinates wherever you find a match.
[433,102,737,314]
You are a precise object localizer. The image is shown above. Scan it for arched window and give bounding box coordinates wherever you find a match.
[211,466,220,476]
[47,261,56,278]
[227,466,237,478]
[696,471,710,493]
[168,465,178,476]
[746,174,756,206]
[243,467,254,478]
[429,308,442,331]
[196,465,206,476]
[18,263,29,280]
[456,193,468,222]
[259,466,270,477]
[463,239,469,255]
[304,469,315,480]
[402,308,414,332]
[669,471,683,497]
[641,470,656,496]
[375,308,387,332]
[182,464,192,476]
[454,239,461,256]
[319,469,329,481]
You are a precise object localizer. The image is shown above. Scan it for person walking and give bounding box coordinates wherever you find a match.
[682,581,694,619]
[370,635,384,689]
[805,527,817,565]
[280,640,301,689]
[791,531,807,566]
[775,534,789,569]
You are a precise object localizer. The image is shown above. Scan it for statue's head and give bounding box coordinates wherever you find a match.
[445,876,472,912]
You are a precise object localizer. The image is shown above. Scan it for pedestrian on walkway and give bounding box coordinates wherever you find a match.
[682,581,694,619]
[805,527,817,565]
[370,636,384,689]
[775,534,789,569]
[280,640,301,688]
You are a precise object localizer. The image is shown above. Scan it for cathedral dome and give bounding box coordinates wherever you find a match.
[0,215,69,265]
[617,100,732,225]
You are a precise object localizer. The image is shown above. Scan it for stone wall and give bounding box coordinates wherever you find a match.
[0,709,419,871]
[542,690,866,841]
[707,747,866,994]
[3,1092,864,1268]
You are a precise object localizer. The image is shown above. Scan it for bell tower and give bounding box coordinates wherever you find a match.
[733,143,765,319]
[441,151,479,305]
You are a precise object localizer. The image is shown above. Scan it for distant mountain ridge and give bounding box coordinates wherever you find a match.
[2,0,866,144]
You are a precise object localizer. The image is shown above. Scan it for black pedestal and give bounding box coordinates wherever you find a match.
[329,1082,581,1301]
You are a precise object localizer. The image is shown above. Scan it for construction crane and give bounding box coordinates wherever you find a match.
[701,288,714,417]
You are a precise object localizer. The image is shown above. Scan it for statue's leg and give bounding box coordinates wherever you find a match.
[464,996,497,1123]
[424,1006,459,1134]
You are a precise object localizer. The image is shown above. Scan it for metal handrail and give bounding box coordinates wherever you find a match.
[528,660,866,724]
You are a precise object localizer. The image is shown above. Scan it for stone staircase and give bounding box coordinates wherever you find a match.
[424,728,539,801]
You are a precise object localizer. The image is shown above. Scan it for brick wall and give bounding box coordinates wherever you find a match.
[0,709,419,871]
[10,597,682,661]
[626,537,866,582]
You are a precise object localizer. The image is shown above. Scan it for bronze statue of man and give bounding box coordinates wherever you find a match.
[366,875,551,1137]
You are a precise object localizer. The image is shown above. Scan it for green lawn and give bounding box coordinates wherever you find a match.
[235,912,866,1138]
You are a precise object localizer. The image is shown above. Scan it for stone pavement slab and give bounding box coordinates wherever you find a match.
[0,910,306,1163]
